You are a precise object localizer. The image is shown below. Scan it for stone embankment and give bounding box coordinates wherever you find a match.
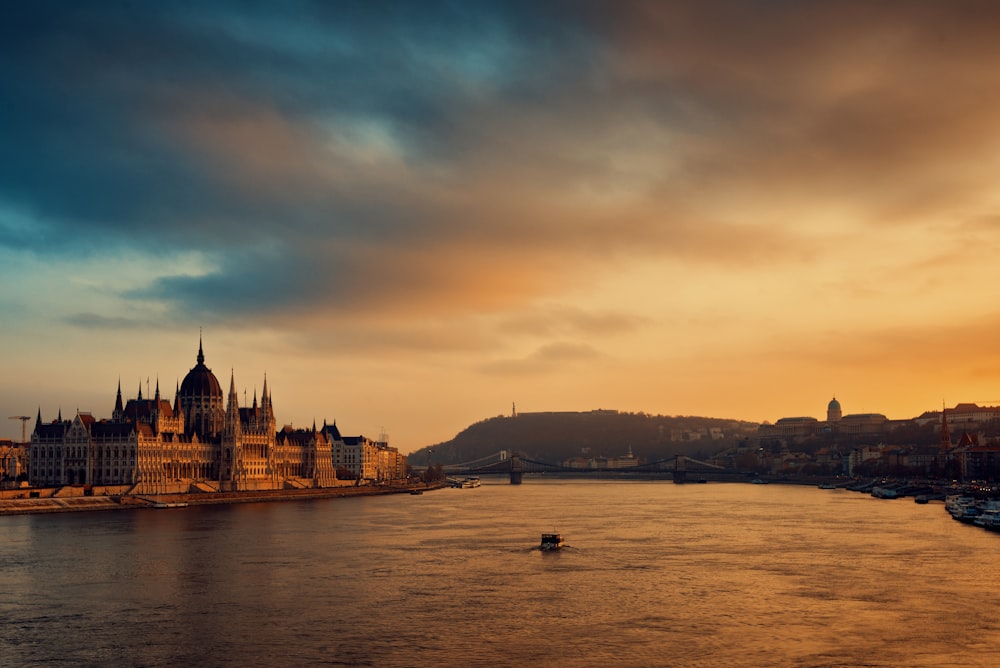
[0,481,445,516]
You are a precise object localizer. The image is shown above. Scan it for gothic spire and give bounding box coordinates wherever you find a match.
[261,373,272,420]
[137,379,143,401]
[226,369,242,436]
[114,379,123,415]
[197,332,205,365]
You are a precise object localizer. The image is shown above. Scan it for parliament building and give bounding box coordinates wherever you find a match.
[28,339,349,493]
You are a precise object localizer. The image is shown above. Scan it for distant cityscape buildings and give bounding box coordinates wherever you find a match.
[760,396,888,439]
[3,339,405,492]
[753,396,1000,481]
[6,371,1000,486]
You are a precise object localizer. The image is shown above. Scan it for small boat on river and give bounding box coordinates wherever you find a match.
[540,533,564,551]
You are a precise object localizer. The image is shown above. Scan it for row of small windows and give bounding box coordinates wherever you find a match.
[33,447,137,457]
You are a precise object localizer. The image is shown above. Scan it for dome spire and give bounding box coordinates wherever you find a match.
[197,330,205,365]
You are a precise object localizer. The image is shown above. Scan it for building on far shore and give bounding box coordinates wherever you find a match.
[759,397,888,442]
[324,423,406,483]
[1,438,28,484]
[26,339,397,493]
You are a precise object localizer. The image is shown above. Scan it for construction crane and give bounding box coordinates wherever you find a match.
[8,416,30,444]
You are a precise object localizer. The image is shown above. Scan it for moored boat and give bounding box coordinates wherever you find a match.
[973,508,1000,529]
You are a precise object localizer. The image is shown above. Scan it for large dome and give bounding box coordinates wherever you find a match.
[179,340,222,399]
[828,397,841,411]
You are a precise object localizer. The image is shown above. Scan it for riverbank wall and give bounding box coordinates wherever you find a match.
[0,481,446,516]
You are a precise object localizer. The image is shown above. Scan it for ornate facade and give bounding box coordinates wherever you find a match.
[28,340,339,493]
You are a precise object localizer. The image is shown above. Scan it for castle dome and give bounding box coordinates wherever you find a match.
[179,339,222,399]
[827,396,843,423]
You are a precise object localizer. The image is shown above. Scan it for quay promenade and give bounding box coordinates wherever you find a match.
[0,481,444,516]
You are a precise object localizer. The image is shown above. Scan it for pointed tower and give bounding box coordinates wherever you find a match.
[137,380,143,402]
[225,370,242,436]
[173,380,181,416]
[262,374,273,421]
[259,374,277,439]
[113,379,124,421]
[150,377,161,433]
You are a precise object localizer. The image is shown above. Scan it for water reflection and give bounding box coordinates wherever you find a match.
[1,481,999,666]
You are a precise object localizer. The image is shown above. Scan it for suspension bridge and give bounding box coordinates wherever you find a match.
[424,451,746,484]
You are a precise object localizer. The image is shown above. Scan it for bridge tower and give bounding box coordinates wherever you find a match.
[510,452,522,485]
[673,455,687,483]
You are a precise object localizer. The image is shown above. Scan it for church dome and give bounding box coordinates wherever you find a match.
[179,339,222,399]
[828,397,841,411]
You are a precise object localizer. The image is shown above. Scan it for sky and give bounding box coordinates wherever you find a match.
[4,1,1000,452]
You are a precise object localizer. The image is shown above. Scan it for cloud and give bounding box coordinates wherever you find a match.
[499,305,650,338]
[481,341,605,376]
[5,1,1000,334]
[63,313,147,330]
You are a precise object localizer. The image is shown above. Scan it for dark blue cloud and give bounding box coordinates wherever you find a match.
[0,1,600,257]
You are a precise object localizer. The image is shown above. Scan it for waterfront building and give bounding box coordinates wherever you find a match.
[0,438,27,483]
[377,442,407,481]
[847,445,883,476]
[943,430,1000,482]
[324,426,406,482]
[28,339,339,493]
[330,433,378,481]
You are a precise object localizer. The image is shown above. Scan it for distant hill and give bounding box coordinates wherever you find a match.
[411,410,760,466]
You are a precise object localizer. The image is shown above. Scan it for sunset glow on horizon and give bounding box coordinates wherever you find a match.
[5,2,1000,452]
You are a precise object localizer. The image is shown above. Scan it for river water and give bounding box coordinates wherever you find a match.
[1,479,998,667]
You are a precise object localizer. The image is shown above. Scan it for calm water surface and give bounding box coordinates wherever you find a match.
[2,480,999,667]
